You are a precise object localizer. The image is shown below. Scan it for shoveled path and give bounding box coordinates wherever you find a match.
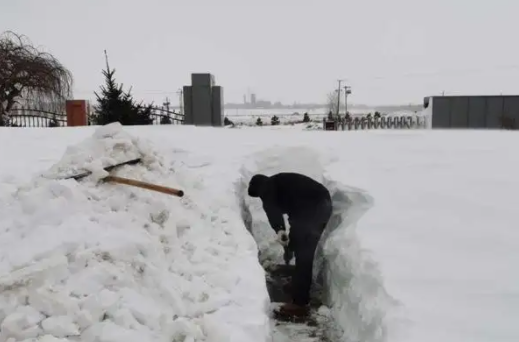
[265,264,330,342]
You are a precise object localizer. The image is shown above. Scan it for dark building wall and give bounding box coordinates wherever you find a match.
[504,96,519,125]
[486,97,503,128]
[429,97,450,128]
[468,97,485,128]
[450,97,468,127]
[427,95,519,128]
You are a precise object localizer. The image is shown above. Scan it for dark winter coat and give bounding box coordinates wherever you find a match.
[248,172,332,233]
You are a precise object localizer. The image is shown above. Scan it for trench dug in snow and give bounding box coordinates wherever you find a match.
[237,146,393,342]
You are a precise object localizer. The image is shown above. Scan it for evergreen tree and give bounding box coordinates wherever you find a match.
[132,100,154,125]
[256,117,263,126]
[0,114,8,126]
[160,114,172,124]
[91,53,152,126]
[302,112,310,123]
[271,115,280,126]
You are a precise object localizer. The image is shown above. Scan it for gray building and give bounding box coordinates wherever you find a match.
[424,95,519,129]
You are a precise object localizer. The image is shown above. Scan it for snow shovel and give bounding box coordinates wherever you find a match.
[64,158,184,197]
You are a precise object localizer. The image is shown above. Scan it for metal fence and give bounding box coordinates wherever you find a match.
[8,106,67,127]
[333,115,427,130]
[225,112,428,130]
[3,104,184,127]
[147,106,184,125]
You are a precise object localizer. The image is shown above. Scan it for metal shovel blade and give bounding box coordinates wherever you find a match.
[65,158,142,180]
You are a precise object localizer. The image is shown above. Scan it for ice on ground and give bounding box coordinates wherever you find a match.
[0,123,270,342]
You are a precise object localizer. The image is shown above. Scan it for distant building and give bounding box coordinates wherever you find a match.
[424,95,519,129]
[251,93,256,105]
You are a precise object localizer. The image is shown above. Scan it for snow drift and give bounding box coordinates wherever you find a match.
[0,123,270,342]
[320,179,395,342]
[239,146,394,342]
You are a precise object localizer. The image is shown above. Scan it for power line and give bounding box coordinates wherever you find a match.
[335,79,345,116]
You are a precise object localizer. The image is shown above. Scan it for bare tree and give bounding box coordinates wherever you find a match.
[0,31,73,125]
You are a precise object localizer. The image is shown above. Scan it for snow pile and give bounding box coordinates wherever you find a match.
[239,145,393,341]
[40,123,149,181]
[320,179,394,342]
[302,122,323,131]
[0,123,270,342]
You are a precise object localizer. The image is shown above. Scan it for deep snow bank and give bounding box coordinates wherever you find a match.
[320,179,394,342]
[0,123,270,342]
[239,146,394,342]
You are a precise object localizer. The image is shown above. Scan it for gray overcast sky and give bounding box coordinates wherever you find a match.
[2,0,519,106]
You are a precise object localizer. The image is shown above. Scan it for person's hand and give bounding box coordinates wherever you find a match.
[277,230,289,246]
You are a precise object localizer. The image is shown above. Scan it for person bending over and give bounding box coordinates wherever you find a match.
[248,172,332,318]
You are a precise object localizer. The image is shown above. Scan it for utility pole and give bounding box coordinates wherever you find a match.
[176,89,183,115]
[163,97,171,112]
[343,85,352,116]
[335,79,347,118]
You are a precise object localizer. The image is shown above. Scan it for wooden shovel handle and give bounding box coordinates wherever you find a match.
[104,175,184,197]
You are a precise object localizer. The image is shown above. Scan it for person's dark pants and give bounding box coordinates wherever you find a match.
[288,198,332,306]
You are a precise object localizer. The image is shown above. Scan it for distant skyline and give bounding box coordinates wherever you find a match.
[2,0,519,106]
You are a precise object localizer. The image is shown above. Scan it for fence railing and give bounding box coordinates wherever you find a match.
[8,107,67,127]
[331,115,428,130]
[226,113,428,130]
[3,105,184,127]
[148,106,184,125]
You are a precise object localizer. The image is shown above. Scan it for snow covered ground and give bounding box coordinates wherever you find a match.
[1,123,518,342]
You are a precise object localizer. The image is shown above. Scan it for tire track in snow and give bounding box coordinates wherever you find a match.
[236,146,393,342]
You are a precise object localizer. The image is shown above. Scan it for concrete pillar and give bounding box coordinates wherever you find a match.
[192,84,213,126]
[66,100,88,126]
[182,73,224,127]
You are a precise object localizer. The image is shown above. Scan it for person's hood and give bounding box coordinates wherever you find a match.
[248,174,269,197]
